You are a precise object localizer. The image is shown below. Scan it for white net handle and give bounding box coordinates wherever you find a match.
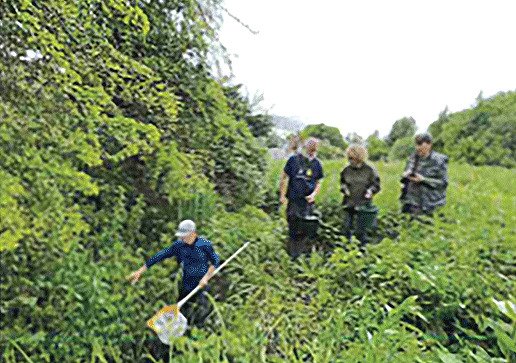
[177,241,250,309]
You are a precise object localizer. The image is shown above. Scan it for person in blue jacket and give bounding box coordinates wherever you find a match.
[127,219,220,327]
[279,137,324,258]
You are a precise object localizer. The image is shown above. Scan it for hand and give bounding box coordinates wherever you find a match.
[364,189,373,199]
[280,195,287,205]
[341,185,350,196]
[409,173,424,183]
[199,276,209,288]
[126,266,146,285]
[306,194,315,203]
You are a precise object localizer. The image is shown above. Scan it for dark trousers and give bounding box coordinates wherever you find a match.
[286,200,313,259]
[178,283,212,328]
[342,207,376,245]
[401,204,434,218]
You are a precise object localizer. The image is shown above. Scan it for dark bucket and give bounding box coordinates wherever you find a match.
[298,214,320,239]
[355,204,379,231]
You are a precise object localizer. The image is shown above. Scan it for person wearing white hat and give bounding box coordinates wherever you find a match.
[127,219,220,327]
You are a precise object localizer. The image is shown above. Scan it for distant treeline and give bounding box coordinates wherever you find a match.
[296,91,516,168]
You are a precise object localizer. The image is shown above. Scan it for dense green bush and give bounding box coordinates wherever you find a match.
[0,1,267,361]
[429,91,516,168]
[366,133,390,161]
[385,117,417,146]
[301,124,348,150]
[316,140,347,160]
[388,136,415,161]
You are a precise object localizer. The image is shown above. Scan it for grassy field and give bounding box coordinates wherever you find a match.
[267,159,515,218]
[2,160,515,362]
[258,159,516,362]
[147,159,515,362]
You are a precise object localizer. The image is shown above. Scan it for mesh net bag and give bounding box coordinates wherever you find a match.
[147,306,188,344]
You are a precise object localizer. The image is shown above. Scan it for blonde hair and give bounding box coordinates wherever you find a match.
[346,144,368,163]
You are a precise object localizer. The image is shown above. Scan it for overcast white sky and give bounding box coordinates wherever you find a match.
[219,0,516,137]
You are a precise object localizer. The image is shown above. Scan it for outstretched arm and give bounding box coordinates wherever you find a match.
[127,265,147,285]
[127,244,178,285]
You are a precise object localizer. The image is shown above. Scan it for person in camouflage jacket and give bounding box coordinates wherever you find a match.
[400,133,449,216]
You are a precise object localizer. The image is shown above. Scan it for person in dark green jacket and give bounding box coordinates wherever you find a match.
[340,144,381,245]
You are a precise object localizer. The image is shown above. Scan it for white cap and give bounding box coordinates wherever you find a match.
[175,220,196,237]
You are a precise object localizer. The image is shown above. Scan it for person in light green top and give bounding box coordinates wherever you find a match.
[340,144,381,246]
[400,133,449,216]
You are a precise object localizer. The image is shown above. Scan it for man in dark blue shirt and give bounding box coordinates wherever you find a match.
[279,137,324,258]
[128,219,220,326]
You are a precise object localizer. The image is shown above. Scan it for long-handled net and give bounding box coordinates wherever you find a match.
[147,242,250,344]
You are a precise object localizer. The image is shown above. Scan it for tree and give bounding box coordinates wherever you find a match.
[345,132,364,145]
[366,132,389,161]
[301,123,347,149]
[223,83,273,138]
[428,106,449,151]
[316,140,347,160]
[386,117,417,146]
[435,91,516,168]
[475,90,484,105]
[389,136,415,161]
[263,132,285,149]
